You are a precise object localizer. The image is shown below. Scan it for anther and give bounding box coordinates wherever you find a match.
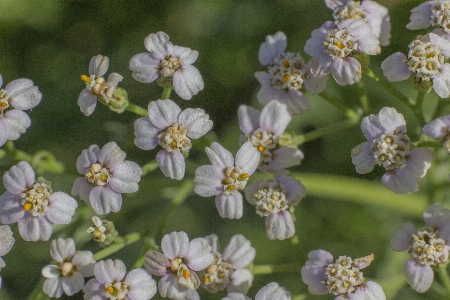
[80,75,91,82]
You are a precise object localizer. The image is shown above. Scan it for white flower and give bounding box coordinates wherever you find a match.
[41,238,95,298]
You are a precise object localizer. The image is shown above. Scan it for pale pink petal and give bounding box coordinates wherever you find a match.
[265,211,295,240]
[331,57,361,86]
[129,52,160,83]
[235,141,260,175]
[162,231,190,259]
[173,46,199,65]
[134,117,161,150]
[50,237,75,262]
[3,160,35,193]
[4,109,31,140]
[423,115,450,138]
[71,177,93,206]
[46,192,78,224]
[173,65,204,100]
[433,64,450,98]
[381,53,410,82]
[215,192,243,219]
[43,277,63,298]
[255,282,291,300]
[89,186,122,215]
[144,250,171,277]
[77,89,97,116]
[179,108,213,139]
[148,99,181,129]
[186,237,214,271]
[125,268,157,300]
[98,142,126,168]
[205,142,234,168]
[423,203,450,228]
[6,79,42,110]
[62,272,85,296]
[227,268,253,295]
[158,274,188,299]
[94,259,126,283]
[18,214,53,241]
[403,259,433,293]
[390,222,415,252]
[0,119,9,147]
[377,107,406,133]
[156,150,186,180]
[351,141,376,174]
[194,165,224,197]
[108,161,142,193]
[76,144,100,174]
[238,104,260,135]
[260,100,291,136]
[222,234,255,269]
[0,192,25,224]
[258,31,287,66]
[144,31,170,55]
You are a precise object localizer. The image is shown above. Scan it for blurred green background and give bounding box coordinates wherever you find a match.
[0,0,447,299]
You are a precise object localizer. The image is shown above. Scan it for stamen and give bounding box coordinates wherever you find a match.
[23,203,32,211]
[106,286,114,293]
[257,145,265,152]
[183,268,190,279]
[336,41,344,49]
[80,75,91,82]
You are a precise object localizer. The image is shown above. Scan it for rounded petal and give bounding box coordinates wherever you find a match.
[173,65,204,100]
[83,278,104,300]
[42,265,61,279]
[404,148,434,179]
[46,192,78,224]
[194,165,224,197]
[303,67,328,94]
[179,108,212,139]
[215,192,243,219]
[4,109,31,140]
[62,271,85,296]
[98,142,126,168]
[205,142,234,168]
[0,119,9,147]
[125,268,157,300]
[406,3,433,30]
[403,259,433,293]
[222,234,255,269]
[50,237,75,262]
[381,169,418,194]
[423,115,450,138]
[89,186,122,215]
[186,237,214,271]
[265,211,295,240]
[71,177,93,205]
[304,21,335,56]
[77,89,97,116]
[144,250,171,277]
[274,174,306,205]
[356,33,381,55]
[260,100,291,136]
[390,222,415,252]
[144,31,170,54]
[351,141,376,174]
[381,53,410,82]
[3,161,35,194]
[222,293,251,300]
[76,144,100,174]
[301,264,328,294]
[173,46,199,65]
[238,105,261,135]
[94,259,126,283]
[261,147,304,173]
[0,192,25,224]
[158,273,188,299]
[359,281,386,300]
[430,33,450,57]
[258,31,287,66]
[134,117,161,150]
[255,282,291,300]
[243,180,262,206]
[72,251,95,277]
[148,99,181,129]
[89,55,109,77]
[377,107,406,133]
[156,150,186,180]
[0,225,14,256]
[423,203,450,228]
[129,53,160,83]
[433,64,450,98]
[108,160,142,193]
[235,141,260,175]
[331,57,361,86]
[43,277,64,298]
[162,231,190,260]
[6,79,41,110]
[18,214,53,241]
[227,268,253,295]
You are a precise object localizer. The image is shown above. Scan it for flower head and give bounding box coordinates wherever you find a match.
[0,225,14,289]
[0,161,77,241]
[144,231,214,300]
[71,141,142,215]
[256,32,327,114]
[391,203,450,293]
[78,55,123,116]
[87,216,118,245]
[83,259,157,300]
[301,250,385,299]
[238,100,303,173]
[381,32,450,97]
[194,141,260,219]
[305,19,381,85]
[41,238,95,298]
[199,234,255,294]
[244,174,306,240]
[134,99,212,180]
[0,75,42,147]
[351,107,433,194]
[407,1,450,34]
[325,0,391,46]
[129,31,204,100]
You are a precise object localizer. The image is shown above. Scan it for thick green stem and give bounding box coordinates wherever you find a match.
[364,68,414,111]
[357,80,370,114]
[161,86,173,100]
[126,103,148,117]
[437,265,450,299]
[318,91,360,122]
[252,262,303,275]
[295,120,358,145]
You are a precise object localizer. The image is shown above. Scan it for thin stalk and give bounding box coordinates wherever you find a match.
[126,103,148,117]
[413,140,443,148]
[252,262,303,275]
[364,68,414,111]
[437,265,450,299]
[295,120,358,145]
[290,234,307,263]
[141,160,159,176]
[161,86,173,100]
[357,80,370,114]
[414,90,426,126]
[93,232,141,261]
[318,91,360,122]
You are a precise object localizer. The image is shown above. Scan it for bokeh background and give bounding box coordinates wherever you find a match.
[0,0,446,299]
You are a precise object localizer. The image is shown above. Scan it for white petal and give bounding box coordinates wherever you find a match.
[205,142,234,168]
[215,192,243,219]
[179,108,213,139]
[403,259,433,293]
[4,109,31,140]
[77,89,97,116]
[173,65,204,100]
[258,31,287,66]
[148,99,181,129]
[156,150,186,180]
[235,141,260,175]
[381,53,410,82]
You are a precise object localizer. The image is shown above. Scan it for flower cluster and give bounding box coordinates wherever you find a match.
[0,225,14,289]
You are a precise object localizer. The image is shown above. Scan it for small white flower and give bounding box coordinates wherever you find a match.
[41,238,95,298]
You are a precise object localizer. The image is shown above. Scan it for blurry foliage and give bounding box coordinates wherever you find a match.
[0,0,444,299]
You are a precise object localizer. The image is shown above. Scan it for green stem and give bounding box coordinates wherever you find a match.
[252,262,303,275]
[93,232,141,261]
[290,234,307,263]
[141,160,159,176]
[357,80,370,114]
[414,91,426,126]
[364,68,414,111]
[437,265,450,299]
[295,120,358,145]
[126,103,148,117]
[161,86,173,100]
[413,140,443,148]
[318,91,360,122]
